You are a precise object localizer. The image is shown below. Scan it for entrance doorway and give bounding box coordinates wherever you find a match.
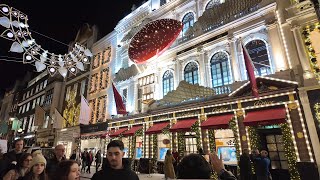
[258,126,290,180]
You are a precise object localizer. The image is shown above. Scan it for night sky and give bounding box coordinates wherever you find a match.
[0,0,144,96]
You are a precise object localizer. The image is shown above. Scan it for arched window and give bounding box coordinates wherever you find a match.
[163,70,174,96]
[184,62,199,85]
[182,12,194,36]
[210,52,232,87]
[205,0,221,10]
[245,40,271,76]
[160,0,166,6]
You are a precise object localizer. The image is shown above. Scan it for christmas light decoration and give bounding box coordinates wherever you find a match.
[302,22,320,81]
[0,4,92,77]
[191,121,202,149]
[208,129,218,180]
[228,117,241,177]
[128,19,183,64]
[177,132,185,158]
[280,123,301,180]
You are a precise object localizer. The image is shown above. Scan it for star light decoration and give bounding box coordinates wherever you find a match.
[128,19,183,64]
[0,4,92,77]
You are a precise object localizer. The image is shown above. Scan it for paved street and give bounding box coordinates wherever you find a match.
[80,166,165,180]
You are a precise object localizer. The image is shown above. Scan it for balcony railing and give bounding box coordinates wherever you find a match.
[213,85,231,95]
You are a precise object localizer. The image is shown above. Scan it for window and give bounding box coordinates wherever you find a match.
[266,135,288,169]
[122,88,128,108]
[182,12,194,36]
[36,85,39,92]
[30,89,34,96]
[43,115,50,129]
[184,62,199,85]
[32,99,36,109]
[19,106,22,114]
[245,40,271,76]
[36,97,40,105]
[185,132,197,155]
[121,137,129,158]
[160,0,166,6]
[28,115,34,132]
[23,93,26,100]
[80,79,86,95]
[22,117,27,131]
[73,83,78,97]
[205,0,221,10]
[43,80,48,88]
[22,104,26,113]
[210,52,232,87]
[26,91,30,98]
[163,70,174,96]
[40,95,45,106]
[26,102,30,112]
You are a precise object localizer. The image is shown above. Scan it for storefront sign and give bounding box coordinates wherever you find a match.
[204,105,232,114]
[80,122,108,134]
[176,109,200,118]
[241,95,289,108]
[307,89,320,138]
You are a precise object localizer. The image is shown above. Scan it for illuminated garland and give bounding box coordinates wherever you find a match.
[191,121,201,149]
[248,127,261,175]
[280,123,301,180]
[177,132,185,158]
[228,117,240,177]
[208,129,218,180]
[152,134,158,160]
[302,23,320,81]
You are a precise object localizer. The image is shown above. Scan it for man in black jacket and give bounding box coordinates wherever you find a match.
[91,140,139,180]
[46,144,66,178]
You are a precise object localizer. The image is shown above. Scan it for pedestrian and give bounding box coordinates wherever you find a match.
[46,144,66,178]
[172,148,179,174]
[56,160,80,180]
[95,150,101,172]
[86,151,93,173]
[91,140,139,180]
[3,153,32,180]
[255,150,271,180]
[250,149,260,180]
[164,150,175,179]
[177,153,237,179]
[70,150,76,160]
[1,139,25,177]
[80,151,87,172]
[239,148,252,180]
[23,151,48,180]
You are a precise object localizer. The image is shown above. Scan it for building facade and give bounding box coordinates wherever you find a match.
[85,0,320,179]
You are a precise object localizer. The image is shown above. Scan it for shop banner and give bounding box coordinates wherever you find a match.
[80,121,108,134]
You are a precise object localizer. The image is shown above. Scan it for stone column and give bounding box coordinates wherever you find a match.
[228,36,242,81]
[174,59,181,89]
[298,88,320,175]
[266,23,288,71]
[197,46,208,86]
[291,24,313,77]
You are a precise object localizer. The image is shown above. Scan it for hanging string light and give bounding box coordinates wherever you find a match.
[0,4,93,77]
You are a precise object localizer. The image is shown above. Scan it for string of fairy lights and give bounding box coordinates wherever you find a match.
[0,4,93,77]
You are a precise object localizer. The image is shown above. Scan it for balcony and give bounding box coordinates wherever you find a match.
[213,85,231,95]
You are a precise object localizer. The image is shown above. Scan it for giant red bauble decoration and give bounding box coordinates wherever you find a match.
[128,19,183,64]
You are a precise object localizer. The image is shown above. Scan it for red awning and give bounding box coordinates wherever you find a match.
[243,107,286,126]
[109,128,128,138]
[145,122,170,135]
[201,114,234,129]
[170,119,197,132]
[122,126,143,137]
[100,130,115,138]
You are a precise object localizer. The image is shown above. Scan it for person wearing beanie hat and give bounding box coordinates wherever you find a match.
[23,151,49,180]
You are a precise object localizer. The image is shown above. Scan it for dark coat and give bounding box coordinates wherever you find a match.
[91,159,139,180]
[95,153,101,164]
[239,154,252,180]
[46,156,65,178]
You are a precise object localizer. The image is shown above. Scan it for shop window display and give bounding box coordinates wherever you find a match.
[185,132,197,155]
[122,137,129,158]
[215,129,236,164]
[158,134,171,160]
[136,136,143,159]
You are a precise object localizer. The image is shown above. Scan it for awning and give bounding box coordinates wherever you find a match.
[122,126,143,137]
[101,130,115,138]
[109,128,128,138]
[170,118,197,132]
[243,107,286,126]
[201,114,234,129]
[145,122,170,135]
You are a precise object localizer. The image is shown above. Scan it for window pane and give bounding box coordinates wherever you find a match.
[271,161,281,169]
[267,144,277,152]
[269,152,280,160]
[266,135,275,143]
[279,152,286,160]
[281,161,289,169]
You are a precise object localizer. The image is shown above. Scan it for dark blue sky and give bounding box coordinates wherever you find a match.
[0,0,144,95]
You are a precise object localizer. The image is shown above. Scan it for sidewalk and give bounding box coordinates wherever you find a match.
[80,166,164,180]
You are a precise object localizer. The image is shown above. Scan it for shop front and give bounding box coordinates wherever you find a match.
[36,128,54,148]
[80,122,108,155]
[55,126,80,159]
[107,77,317,179]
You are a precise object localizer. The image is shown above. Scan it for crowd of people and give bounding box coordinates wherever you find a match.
[0,138,272,180]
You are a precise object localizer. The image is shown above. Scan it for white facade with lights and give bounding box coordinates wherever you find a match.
[90,0,320,178]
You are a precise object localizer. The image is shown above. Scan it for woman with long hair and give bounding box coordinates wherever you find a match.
[164,149,175,179]
[56,160,80,180]
[3,153,32,180]
[23,151,48,180]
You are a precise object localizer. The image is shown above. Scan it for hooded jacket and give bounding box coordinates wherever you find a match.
[91,158,139,180]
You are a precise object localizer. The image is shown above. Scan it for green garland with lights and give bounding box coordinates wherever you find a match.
[302,23,320,81]
[152,134,158,160]
[191,121,202,150]
[280,123,301,180]
[248,126,261,175]
[228,117,241,177]
[208,129,218,180]
[177,132,185,158]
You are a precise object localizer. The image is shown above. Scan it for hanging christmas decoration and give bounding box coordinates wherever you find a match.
[128,19,183,64]
[0,4,92,77]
